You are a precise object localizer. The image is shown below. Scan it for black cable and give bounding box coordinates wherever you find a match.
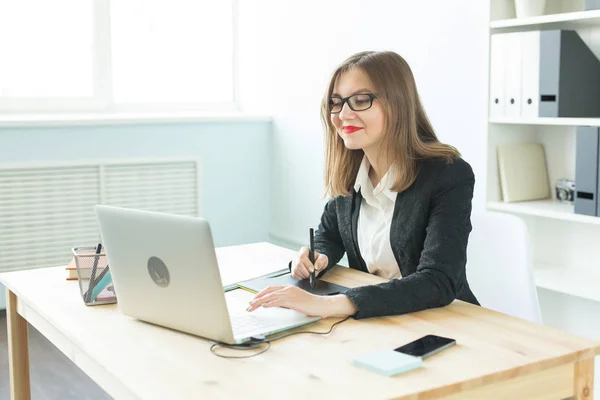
[209,316,351,359]
[267,316,350,342]
[209,341,271,358]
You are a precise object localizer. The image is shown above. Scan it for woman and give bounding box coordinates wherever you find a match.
[248,51,479,319]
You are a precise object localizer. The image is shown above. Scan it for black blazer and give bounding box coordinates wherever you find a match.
[314,156,479,319]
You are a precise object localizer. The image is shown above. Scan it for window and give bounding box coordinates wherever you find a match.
[0,1,95,100]
[0,0,236,113]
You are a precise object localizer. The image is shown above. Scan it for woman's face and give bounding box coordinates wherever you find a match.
[330,68,386,153]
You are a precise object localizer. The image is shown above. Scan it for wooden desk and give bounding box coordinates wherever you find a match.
[2,242,599,399]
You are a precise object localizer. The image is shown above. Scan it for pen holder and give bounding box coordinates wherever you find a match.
[72,246,117,306]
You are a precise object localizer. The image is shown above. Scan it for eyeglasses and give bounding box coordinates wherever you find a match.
[329,93,377,114]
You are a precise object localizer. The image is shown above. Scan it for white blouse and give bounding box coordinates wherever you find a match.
[353,156,401,280]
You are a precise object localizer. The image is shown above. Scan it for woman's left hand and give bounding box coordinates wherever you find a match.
[247,285,326,317]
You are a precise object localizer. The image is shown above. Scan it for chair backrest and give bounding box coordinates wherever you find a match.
[466,211,542,323]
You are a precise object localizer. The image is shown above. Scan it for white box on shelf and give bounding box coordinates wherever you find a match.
[515,0,546,18]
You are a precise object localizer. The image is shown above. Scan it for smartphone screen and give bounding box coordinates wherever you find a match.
[394,335,456,359]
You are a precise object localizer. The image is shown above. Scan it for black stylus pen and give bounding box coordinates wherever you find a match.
[309,228,315,288]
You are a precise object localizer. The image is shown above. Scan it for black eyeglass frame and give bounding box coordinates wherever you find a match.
[329,93,377,114]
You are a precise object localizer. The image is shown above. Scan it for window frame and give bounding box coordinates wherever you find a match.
[0,0,239,114]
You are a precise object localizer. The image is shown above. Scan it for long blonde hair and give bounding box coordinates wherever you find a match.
[320,51,460,198]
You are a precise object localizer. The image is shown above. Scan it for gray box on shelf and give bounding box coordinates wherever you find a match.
[539,30,600,117]
[585,0,600,10]
[575,127,599,216]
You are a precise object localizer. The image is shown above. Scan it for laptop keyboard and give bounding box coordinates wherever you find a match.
[231,315,278,337]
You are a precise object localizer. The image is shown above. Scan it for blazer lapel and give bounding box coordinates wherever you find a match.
[390,188,415,278]
[350,190,369,273]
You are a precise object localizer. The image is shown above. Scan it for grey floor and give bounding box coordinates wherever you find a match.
[1,311,111,400]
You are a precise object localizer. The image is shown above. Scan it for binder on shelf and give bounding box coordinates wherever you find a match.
[504,32,522,118]
[575,127,600,217]
[497,143,550,203]
[538,30,600,118]
[489,30,600,119]
[489,34,508,118]
[520,31,540,118]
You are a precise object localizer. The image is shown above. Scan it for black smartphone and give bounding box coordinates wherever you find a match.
[394,334,456,359]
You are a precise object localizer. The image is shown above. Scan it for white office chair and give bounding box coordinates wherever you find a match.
[466,211,542,323]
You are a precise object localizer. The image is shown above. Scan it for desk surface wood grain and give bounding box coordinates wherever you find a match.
[1,242,598,399]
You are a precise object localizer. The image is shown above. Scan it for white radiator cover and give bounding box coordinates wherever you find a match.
[0,159,200,272]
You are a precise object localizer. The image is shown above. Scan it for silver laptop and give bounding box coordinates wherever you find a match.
[95,205,320,345]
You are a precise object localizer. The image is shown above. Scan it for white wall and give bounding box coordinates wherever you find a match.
[238,2,600,391]
[238,0,490,246]
[0,122,272,248]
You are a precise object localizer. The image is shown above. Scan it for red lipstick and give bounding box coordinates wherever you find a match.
[343,126,362,134]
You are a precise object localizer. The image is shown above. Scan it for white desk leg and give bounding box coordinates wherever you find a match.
[574,357,594,399]
[7,290,31,400]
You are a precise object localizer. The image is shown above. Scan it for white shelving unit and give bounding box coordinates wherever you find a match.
[491,9,600,31]
[535,263,600,303]
[487,0,600,304]
[487,199,600,225]
[490,117,600,126]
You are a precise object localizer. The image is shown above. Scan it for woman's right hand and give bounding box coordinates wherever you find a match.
[291,247,329,280]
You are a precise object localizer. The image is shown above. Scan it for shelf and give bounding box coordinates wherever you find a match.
[535,264,600,303]
[491,9,600,32]
[487,199,600,225]
[489,117,600,126]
